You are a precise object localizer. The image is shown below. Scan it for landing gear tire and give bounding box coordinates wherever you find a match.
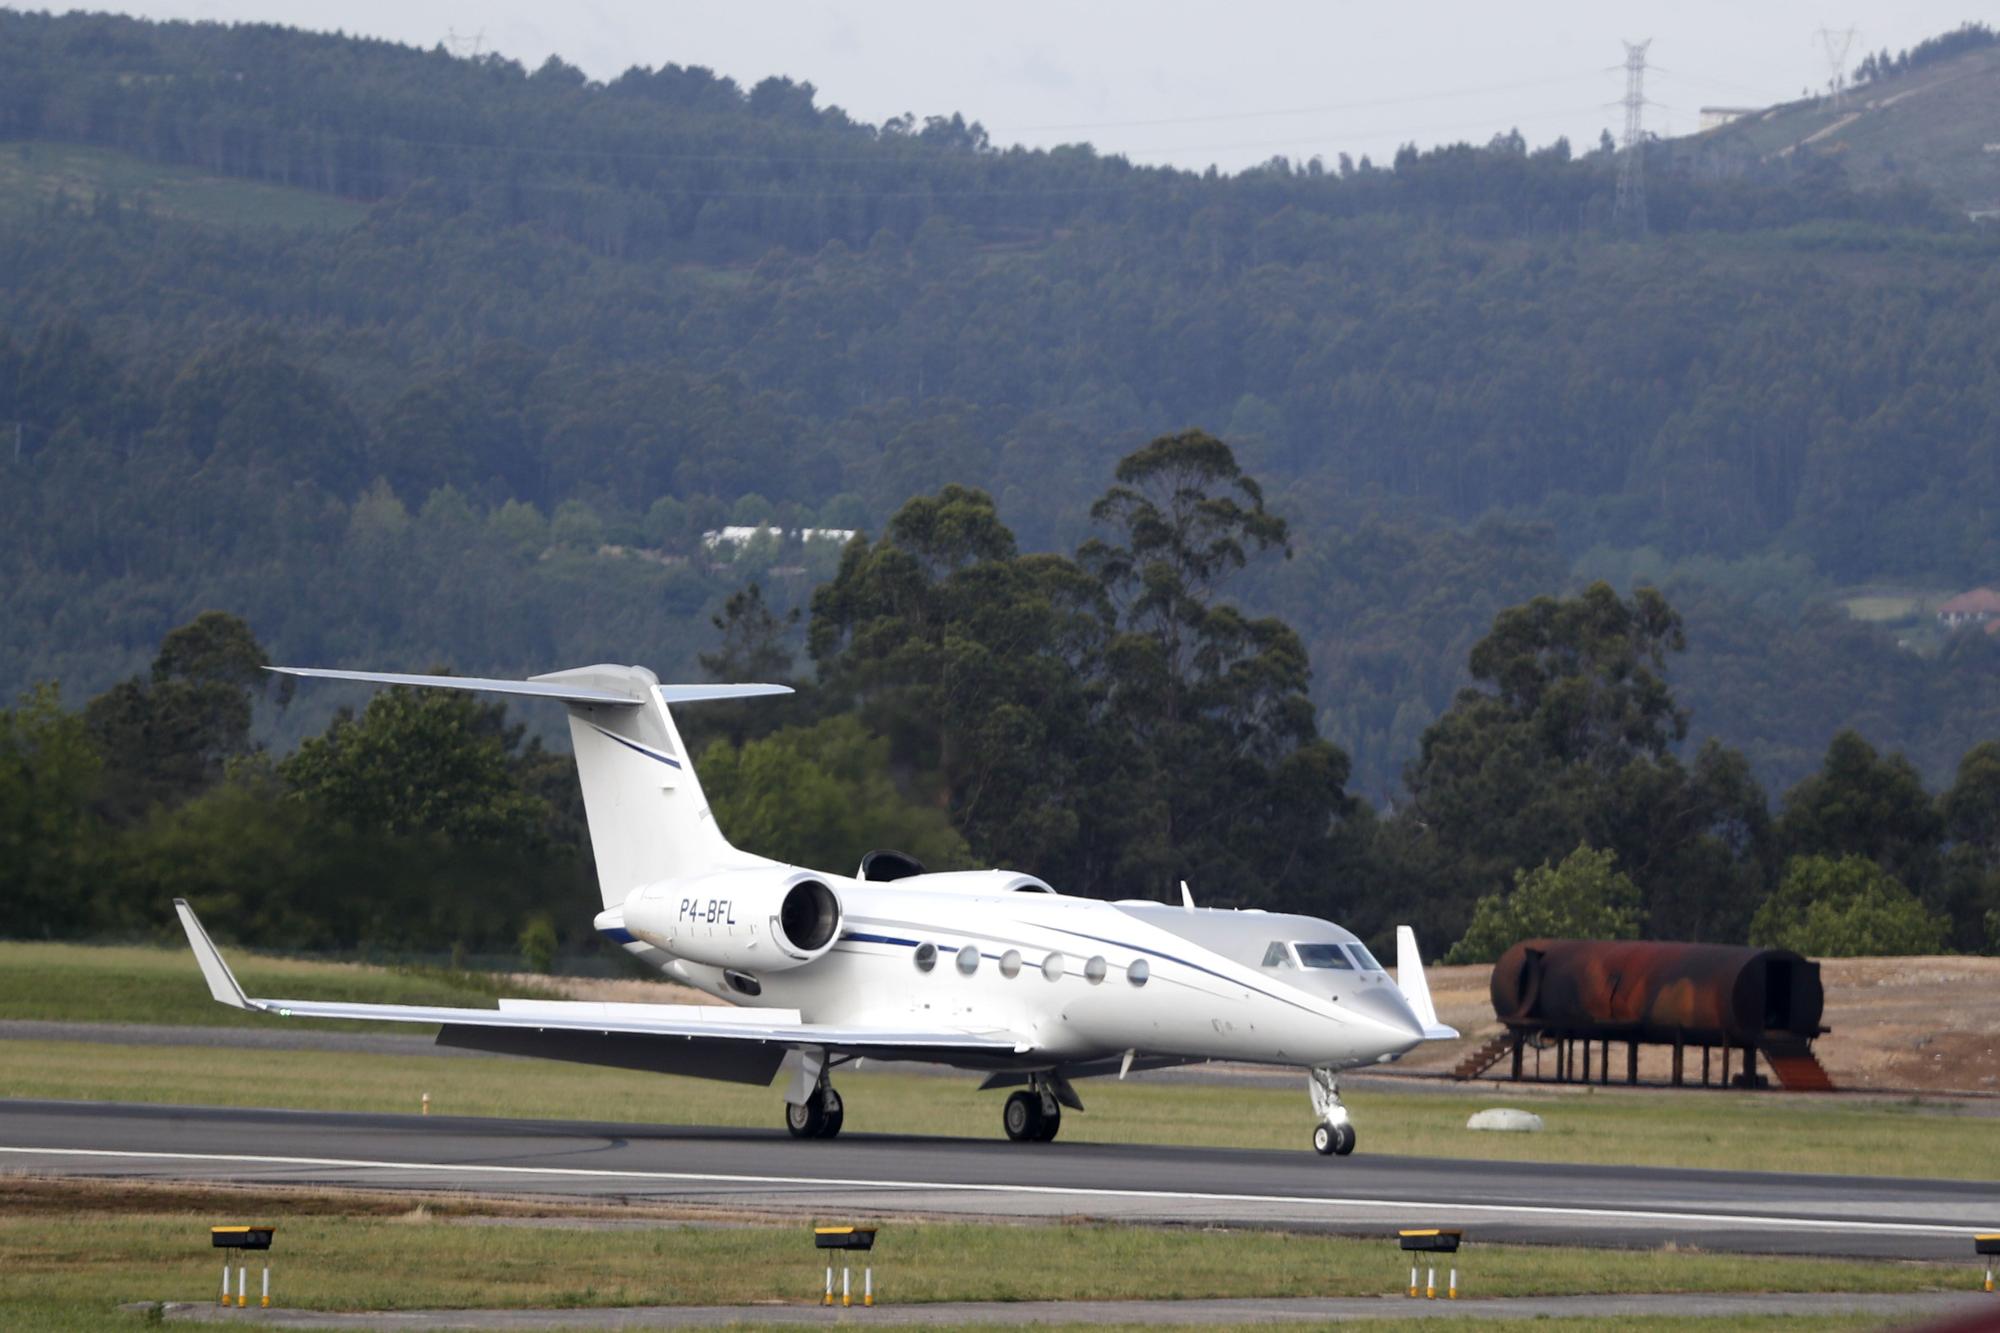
[1034,1099,1062,1142]
[1003,1090,1043,1142]
[816,1087,844,1139]
[1308,1066,1356,1159]
[786,1085,842,1140]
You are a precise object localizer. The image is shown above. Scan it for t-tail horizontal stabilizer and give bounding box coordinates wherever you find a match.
[264,665,796,906]
[1395,925,1460,1041]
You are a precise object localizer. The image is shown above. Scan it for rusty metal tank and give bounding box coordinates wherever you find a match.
[1489,939,1825,1046]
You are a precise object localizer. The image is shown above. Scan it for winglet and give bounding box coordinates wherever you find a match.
[1179,880,1195,911]
[1395,925,1459,1041]
[173,899,252,1010]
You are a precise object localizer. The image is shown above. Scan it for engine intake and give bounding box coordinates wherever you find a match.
[622,869,843,973]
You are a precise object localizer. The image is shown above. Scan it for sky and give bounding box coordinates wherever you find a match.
[51,1,1996,172]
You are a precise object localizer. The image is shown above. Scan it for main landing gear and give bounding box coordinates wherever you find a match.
[1309,1066,1356,1157]
[786,1080,844,1139]
[1002,1088,1062,1142]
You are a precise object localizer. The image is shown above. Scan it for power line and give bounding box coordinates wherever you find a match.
[1614,39,1651,237]
[1815,24,1860,109]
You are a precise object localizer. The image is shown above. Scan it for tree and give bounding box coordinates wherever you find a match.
[689,582,807,750]
[1079,430,1352,904]
[279,685,549,848]
[1778,730,1941,897]
[1395,584,1764,941]
[0,683,103,937]
[698,715,971,872]
[518,914,558,973]
[1749,854,1948,957]
[810,485,1109,882]
[1941,740,2000,953]
[82,612,287,824]
[1445,844,1644,963]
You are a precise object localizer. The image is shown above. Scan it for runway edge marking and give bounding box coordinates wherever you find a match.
[2,1145,1989,1238]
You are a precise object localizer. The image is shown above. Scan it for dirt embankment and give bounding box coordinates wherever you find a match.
[1404,956,2000,1094]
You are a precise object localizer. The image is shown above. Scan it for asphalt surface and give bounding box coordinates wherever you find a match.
[5,1099,1996,1260]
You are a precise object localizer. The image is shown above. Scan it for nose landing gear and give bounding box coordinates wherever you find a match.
[1309,1066,1356,1156]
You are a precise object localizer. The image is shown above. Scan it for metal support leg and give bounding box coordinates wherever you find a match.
[1308,1067,1350,1130]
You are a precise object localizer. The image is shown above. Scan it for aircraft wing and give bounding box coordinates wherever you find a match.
[174,901,1025,1084]
[1395,925,1461,1041]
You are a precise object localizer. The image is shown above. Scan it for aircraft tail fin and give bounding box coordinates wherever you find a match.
[269,666,790,906]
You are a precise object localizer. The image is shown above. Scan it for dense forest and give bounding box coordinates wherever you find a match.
[2,12,1999,957]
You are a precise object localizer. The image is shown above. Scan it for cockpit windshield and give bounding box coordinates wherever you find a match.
[1346,942,1385,972]
[1292,942,1355,970]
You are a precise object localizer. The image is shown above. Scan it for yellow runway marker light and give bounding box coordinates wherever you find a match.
[211,1225,276,1310]
[1398,1228,1464,1301]
[814,1225,879,1307]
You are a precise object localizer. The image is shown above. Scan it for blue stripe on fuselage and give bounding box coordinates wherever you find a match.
[591,725,683,769]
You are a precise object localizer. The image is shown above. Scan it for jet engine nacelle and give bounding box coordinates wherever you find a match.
[621,869,843,972]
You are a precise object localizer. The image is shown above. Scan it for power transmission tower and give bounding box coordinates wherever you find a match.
[1614,39,1651,236]
[1816,25,1858,109]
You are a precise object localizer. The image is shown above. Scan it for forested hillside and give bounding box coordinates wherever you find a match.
[3,12,2000,957]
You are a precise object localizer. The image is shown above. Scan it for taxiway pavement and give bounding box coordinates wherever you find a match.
[3,1099,1994,1260]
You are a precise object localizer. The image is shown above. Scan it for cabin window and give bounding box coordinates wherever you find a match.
[1127,958,1150,987]
[1293,942,1356,971]
[1041,952,1064,981]
[999,949,1022,978]
[956,944,980,975]
[1261,941,1292,968]
[1345,942,1385,972]
[913,941,937,973]
[1084,955,1108,984]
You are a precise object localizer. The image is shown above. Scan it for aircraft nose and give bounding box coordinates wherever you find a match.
[1344,983,1426,1042]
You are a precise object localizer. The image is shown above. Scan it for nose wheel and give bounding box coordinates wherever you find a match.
[1002,1087,1063,1142]
[785,1082,844,1139]
[1309,1066,1356,1157]
[1313,1122,1356,1156]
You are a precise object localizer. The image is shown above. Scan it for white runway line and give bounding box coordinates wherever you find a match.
[3,1145,1988,1238]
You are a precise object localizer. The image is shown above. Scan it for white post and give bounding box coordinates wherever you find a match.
[1448,1266,1458,1299]
[262,1263,271,1308]
[1426,1265,1436,1299]
[1408,1264,1418,1298]
[823,1265,833,1306]
[220,1262,230,1306]
[237,1263,248,1308]
[841,1265,851,1308]
[864,1266,873,1307]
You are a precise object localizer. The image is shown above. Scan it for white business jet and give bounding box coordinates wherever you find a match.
[175,663,1456,1156]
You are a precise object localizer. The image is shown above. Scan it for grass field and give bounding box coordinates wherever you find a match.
[0,140,368,230]
[0,940,553,1031]
[4,1035,1993,1180]
[0,1177,1964,1331]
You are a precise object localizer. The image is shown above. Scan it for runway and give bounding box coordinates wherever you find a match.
[4,1099,1995,1260]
